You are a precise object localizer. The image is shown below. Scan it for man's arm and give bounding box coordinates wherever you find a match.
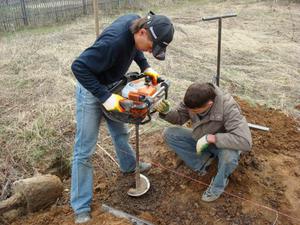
[159,102,191,125]
[134,50,150,72]
[71,42,115,103]
[214,102,252,152]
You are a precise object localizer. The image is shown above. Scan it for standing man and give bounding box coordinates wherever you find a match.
[156,82,252,202]
[71,13,174,223]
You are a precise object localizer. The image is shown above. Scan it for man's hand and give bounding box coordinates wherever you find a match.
[155,99,170,114]
[144,67,160,85]
[103,94,125,112]
[196,134,216,155]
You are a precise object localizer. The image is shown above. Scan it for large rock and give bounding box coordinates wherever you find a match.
[0,174,63,220]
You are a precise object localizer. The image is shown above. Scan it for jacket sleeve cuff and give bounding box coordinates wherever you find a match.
[139,60,150,72]
[134,51,150,71]
[97,92,112,104]
[158,112,168,119]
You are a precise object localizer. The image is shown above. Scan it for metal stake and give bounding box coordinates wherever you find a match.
[202,13,237,86]
[202,14,269,132]
[102,204,154,225]
[127,124,150,197]
[135,123,141,188]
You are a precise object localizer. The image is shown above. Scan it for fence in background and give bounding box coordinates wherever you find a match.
[0,0,136,32]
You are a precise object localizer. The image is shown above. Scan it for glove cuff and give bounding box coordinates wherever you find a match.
[160,108,170,115]
[103,94,116,110]
[144,67,153,73]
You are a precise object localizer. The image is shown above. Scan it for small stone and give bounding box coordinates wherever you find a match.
[209,210,216,216]
[273,149,279,154]
[139,212,154,222]
[95,183,106,192]
[180,184,186,189]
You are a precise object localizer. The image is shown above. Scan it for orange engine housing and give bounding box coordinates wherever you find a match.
[127,84,156,118]
[128,85,157,101]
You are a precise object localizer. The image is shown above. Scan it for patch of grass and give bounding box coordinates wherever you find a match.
[238,95,258,108]
[19,116,57,163]
[0,5,16,18]
[0,101,75,174]
[1,23,66,38]
[31,145,48,161]
[15,78,34,89]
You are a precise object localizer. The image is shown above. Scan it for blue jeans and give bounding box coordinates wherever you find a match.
[163,126,240,195]
[71,83,136,214]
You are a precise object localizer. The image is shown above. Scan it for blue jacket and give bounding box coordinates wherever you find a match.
[71,14,150,103]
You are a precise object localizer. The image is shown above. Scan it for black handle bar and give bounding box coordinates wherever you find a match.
[202,13,237,21]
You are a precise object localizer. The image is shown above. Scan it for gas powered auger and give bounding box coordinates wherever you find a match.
[101,72,170,197]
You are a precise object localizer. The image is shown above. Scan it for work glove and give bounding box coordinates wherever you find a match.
[196,135,209,155]
[155,99,170,115]
[143,67,160,85]
[102,94,125,112]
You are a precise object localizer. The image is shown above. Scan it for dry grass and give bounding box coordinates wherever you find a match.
[155,0,300,116]
[0,0,299,197]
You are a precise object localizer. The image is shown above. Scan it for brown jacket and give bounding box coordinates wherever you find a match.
[161,86,252,152]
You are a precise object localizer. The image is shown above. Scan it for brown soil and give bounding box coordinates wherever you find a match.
[8,100,300,225]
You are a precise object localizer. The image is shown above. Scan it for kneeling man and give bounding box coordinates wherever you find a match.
[156,82,252,202]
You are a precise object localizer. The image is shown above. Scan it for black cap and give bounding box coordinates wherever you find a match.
[144,14,174,60]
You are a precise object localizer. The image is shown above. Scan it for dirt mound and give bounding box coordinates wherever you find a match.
[7,100,300,225]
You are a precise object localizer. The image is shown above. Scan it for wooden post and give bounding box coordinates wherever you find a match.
[82,0,87,15]
[93,0,99,37]
[20,0,28,26]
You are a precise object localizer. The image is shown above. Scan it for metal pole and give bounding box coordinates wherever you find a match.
[93,0,99,37]
[248,123,269,131]
[216,18,222,86]
[135,124,140,188]
[202,13,237,86]
[202,14,269,132]
[102,204,154,225]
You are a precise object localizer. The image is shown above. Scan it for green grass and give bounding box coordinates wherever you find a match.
[15,79,34,88]
[0,5,18,18]
[1,22,68,38]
